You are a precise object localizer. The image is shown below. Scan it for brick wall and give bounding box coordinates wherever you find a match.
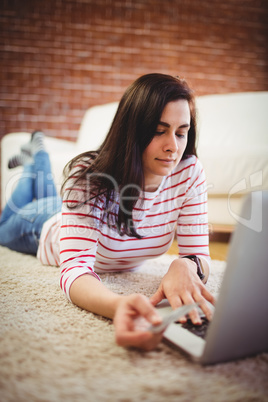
[1,0,268,142]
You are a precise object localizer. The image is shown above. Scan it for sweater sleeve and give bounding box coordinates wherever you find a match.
[60,181,102,302]
[177,157,210,267]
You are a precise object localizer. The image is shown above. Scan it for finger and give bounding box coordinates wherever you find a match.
[116,326,163,350]
[186,307,202,325]
[198,299,214,321]
[116,328,152,348]
[150,287,164,307]
[190,288,214,322]
[194,292,215,321]
[180,293,201,325]
[131,294,162,326]
[178,315,187,324]
[167,294,183,311]
[114,304,159,338]
[201,287,216,306]
[166,295,188,324]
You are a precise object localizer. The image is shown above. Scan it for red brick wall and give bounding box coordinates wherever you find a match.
[1,0,268,142]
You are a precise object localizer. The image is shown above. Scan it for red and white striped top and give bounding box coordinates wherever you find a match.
[37,212,61,266]
[37,156,210,302]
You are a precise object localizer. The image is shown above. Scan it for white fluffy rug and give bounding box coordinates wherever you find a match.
[0,246,267,402]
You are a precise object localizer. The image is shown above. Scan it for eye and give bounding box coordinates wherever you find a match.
[176,130,188,138]
[155,130,165,136]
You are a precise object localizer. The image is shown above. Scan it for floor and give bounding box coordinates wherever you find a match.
[167,240,229,261]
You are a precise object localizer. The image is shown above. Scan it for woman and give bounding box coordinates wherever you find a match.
[0,73,215,350]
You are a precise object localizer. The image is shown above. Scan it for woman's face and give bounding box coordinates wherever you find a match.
[142,99,191,191]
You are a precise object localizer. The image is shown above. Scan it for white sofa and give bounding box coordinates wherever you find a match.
[1,92,268,231]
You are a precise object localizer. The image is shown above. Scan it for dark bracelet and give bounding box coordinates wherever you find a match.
[182,255,206,281]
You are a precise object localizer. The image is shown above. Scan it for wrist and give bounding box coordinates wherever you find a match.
[181,255,206,281]
[112,294,125,317]
[180,257,197,273]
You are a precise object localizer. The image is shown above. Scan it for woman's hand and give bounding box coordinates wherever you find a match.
[150,258,215,324]
[69,275,164,351]
[113,293,164,351]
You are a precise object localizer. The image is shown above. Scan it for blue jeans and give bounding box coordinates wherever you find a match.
[0,151,62,254]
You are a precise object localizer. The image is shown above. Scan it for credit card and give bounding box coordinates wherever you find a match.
[148,303,199,334]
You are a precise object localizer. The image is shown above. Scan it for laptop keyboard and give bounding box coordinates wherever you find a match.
[180,317,210,339]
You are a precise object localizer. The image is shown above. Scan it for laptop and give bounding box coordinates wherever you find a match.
[156,190,268,365]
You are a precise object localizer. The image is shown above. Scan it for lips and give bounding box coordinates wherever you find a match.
[156,158,175,162]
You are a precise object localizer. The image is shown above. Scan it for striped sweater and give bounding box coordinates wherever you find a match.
[37,156,210,302]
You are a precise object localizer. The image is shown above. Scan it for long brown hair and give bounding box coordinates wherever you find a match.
[62,73,197,238]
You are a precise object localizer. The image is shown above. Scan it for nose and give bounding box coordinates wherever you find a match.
[163,132,178,153]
